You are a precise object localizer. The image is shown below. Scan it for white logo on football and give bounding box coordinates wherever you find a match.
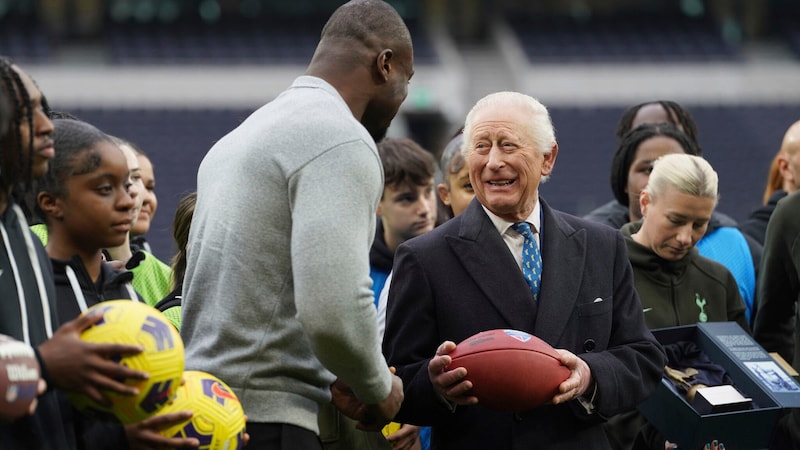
[6,364,38,382]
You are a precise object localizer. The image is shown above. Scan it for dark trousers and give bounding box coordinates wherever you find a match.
[247,422,323,450]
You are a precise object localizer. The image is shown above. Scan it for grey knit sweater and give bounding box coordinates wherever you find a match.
[181,76,392,434]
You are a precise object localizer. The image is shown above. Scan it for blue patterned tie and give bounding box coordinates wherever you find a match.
[512,222,542,301]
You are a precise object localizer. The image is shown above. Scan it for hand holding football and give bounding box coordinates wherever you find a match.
[446,329,570,412]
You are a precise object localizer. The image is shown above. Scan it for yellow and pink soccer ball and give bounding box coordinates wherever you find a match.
[158,370,246,449]
[67,300,184,424]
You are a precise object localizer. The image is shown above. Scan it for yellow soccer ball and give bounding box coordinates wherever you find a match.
[382,421,401,437]
[67,300,184,424]
[158,370,246,449]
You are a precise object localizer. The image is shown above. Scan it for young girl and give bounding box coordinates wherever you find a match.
[107,136,173,307]
[35,119,140,319]
[29,130,173,308]
[35,118,198,449]
[130,144,158,253]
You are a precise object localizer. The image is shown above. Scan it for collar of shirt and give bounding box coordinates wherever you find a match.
[481,202,541,271]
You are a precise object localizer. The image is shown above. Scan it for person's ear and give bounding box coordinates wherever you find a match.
[639,191,650,218]
[36,191,64,220]
[437,183,451,206]
[376,49,393,82]
[541,143,558,176]
[777,155,794,184]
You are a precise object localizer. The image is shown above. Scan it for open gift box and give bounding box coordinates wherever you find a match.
[637,322,800,449]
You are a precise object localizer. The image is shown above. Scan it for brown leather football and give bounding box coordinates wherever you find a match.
[447,329,570,412]
[0,334,41,420]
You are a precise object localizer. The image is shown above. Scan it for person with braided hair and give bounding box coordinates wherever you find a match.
[584,100,762,327]
[584,100,706,227]
[615,100,702,150]
[0,80,9,134]
[0,56,149,450]
[28,128,174,307]
[34,117,201,450]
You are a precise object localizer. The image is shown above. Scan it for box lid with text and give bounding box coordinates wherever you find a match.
[638,322,800,450]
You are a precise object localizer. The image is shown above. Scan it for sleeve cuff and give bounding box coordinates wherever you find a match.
[436,392,458,413]
[577,381,598,415]
[33,346,52,388]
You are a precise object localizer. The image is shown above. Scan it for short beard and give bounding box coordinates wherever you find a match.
[369,127,388,143]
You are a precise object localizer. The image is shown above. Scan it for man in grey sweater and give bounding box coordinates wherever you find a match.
[180,1,413,448]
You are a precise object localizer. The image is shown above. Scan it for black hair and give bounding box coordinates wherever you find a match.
[171,191,197,290]
[615,100,701,153]
[111,135,146,157]
[1,56,35,197]
[48,110,81,121]
[0,87,10,138]
[0,57,54,221]
[35,119,115,221]
[610,122,700,207]
[321,0,410,48]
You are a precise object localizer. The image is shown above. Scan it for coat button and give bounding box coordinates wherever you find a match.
[584,339,596,352]
[513,412,523,422]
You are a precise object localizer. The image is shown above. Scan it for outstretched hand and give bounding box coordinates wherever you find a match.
[37,309,149,406]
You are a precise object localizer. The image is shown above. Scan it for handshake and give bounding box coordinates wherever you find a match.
[329,369,404,431]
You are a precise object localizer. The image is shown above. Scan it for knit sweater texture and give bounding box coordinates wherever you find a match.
[180,76,391,434]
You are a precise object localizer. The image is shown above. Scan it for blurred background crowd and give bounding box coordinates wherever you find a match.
[2,0,799,262]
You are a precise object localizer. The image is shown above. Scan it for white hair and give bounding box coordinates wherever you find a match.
[460,91,557,181]
[461,91,556,157]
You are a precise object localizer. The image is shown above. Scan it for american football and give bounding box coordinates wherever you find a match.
[447,329,570,412]
[0,334,41,421]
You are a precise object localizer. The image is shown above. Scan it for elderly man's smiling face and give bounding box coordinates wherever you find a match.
[466,103,557,222]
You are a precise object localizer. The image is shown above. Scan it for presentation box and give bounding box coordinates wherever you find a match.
[638,322,800,450]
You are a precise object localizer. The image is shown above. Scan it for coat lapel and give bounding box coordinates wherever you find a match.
[446,200,538,331]
[534,200,586,344]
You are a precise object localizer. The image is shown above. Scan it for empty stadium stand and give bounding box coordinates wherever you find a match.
[2,1,800,260]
